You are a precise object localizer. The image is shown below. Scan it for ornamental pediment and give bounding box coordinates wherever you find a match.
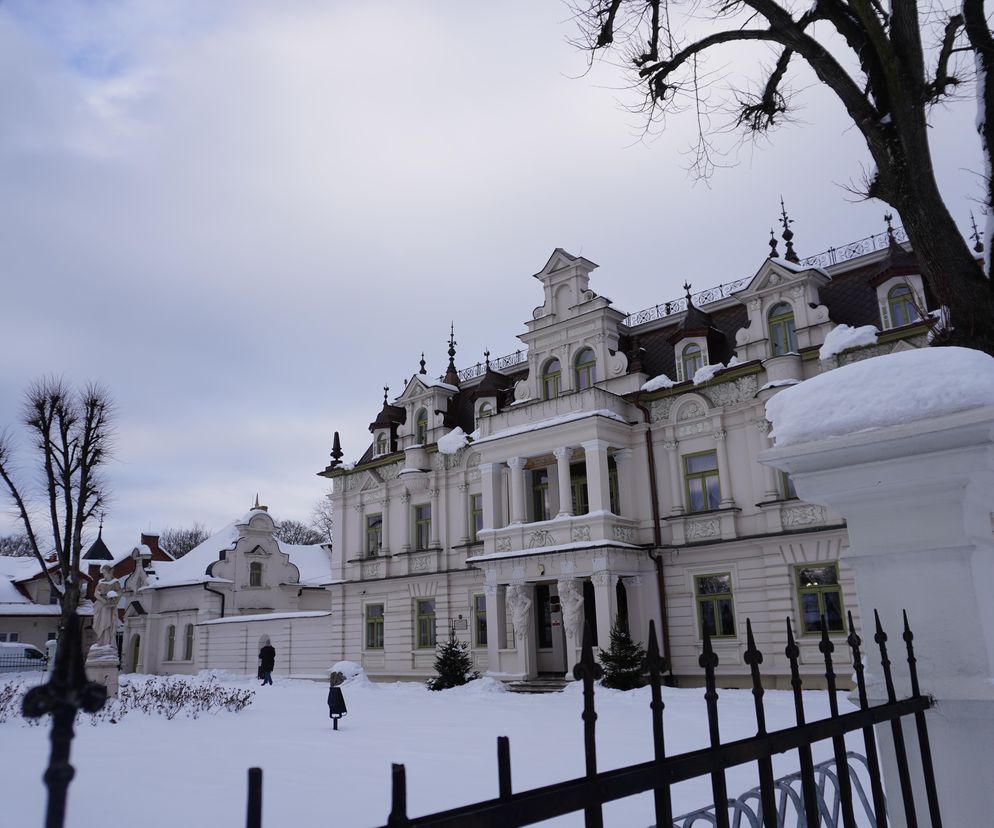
[737,258,829,298]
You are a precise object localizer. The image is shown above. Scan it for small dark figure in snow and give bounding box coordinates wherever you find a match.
[327,674,347,730]
[259,640,275,686]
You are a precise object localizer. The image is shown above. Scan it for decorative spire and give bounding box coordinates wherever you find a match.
[884,212,896,242]
[484,349,491,370]
[330,431,343,463]
[98,511,104,538]
[383,385,389,404]
[419,353,427,375]
[253,493,260,509]
[768,228,779,259]
[683,281,693,303]
[442,323,460,386]
[970,211,984,253]
[779,197,798,263]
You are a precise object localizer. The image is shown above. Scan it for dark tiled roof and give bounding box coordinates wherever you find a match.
[637,303,748,380]
[82,535,113,561]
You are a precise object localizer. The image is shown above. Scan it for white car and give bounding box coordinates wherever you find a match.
[0,642,47,673]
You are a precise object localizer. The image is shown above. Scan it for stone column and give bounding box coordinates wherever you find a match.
[662,439,685,515]
[761,405,994,828]
[429,487,440,547]
[507,457,527,525]
[400,493,412,552]
[557,577,584,679]
[456,483,470,544]
[612,448,634,518]
[506,583,535,678]
[480,462,503,531]
[381,497,391,553]
[483,582,508,676]
[591,570,617,652]
[554,446,574,517]
[712,429,735,508]
[582,439,611,514]
[754,418,780,500]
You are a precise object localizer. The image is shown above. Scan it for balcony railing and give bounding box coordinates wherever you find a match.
[456,349,528,382]
[473,386,638,441]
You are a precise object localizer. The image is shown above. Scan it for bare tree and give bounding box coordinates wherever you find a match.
[159,523,211,559]
[275,519,325,546]
[0,378,113,648]
[0,531,34,557]
[572,0,994,352]
[309,490,334,544]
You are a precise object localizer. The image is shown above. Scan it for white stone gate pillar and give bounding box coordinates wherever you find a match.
[762,398,994,828]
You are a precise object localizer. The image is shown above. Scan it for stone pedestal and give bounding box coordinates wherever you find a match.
[761,405,994,828]
[86,644,120,698]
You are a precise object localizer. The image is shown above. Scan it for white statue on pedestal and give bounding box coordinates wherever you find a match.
[92,565,119,650]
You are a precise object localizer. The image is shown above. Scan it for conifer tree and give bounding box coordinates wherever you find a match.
[426,631,479,691]
[598,618,647,690]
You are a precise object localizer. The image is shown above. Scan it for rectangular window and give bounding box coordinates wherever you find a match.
[781,471,798,500]
[249,562,263,587]
[695,573,735,638]
[183,624,194,660]
[608,460,620,515]
[165,625,176,660]
[796,564,845,634]
[684,451,721,513]
[531,469,550,522]
[415,598,436,648]
[0,632,17,642]
[473,594,487,647]
[570,462,588,516]
[365,603,385,649]
[470,494,483,541]
[366,513,383,557]
[414,504,432,551]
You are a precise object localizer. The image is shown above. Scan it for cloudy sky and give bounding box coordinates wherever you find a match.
[0,0,979,554]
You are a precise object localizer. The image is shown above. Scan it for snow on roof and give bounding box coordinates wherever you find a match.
[423,379,459,393]
[641,374,674,393]
[473,409,629,446]
[0,555,46,585]
[279,543,333,585]
[765,347,994,447]
[693,362,724,385]
[437,427,471,455]
[143,521,240,589]
[0,601,94,616]
[818,324,879,361]
[198,610,331,626]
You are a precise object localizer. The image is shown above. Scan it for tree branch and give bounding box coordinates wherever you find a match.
[738,47,793,131]
[925,14,964,102]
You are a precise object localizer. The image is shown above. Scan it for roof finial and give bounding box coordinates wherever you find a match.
[330,431,343,463]
[253,493,260,510]
[683,281,693,304]
[98,511,105,538]
[768,228,779,258]
[779,197,798,263]
[419,352,427,375]
[884,212,896,241]
[484,349,491,370]
[970,211,984,253]
[446,323,457,374]
[383,385,389,404]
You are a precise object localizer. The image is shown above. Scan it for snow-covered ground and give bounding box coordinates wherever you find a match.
[1,671,864,827]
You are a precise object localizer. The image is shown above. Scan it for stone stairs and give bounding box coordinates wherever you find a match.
[505,676,570,694]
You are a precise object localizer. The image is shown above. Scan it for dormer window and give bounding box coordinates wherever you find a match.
[375,433,388,455]
[887,284,920,328]
[681,343,703,381]
[542,359,562,400]
[768,302,797,356]
[415,408,428,444]
[476,402,493,429]
[574,348,596,391]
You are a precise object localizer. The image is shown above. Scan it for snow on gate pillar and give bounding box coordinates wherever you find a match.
[760,347,994,828]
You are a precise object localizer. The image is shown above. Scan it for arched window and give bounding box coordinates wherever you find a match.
[574,348,596,391]
[542,359,561,400]
[249,561,263,588]
[415,408,428,444]
[476,401,493,429]
[375,433,388,455]
[681,343,703,381]
[165,625,176,661]
[183,624,194,660]
[888,284,920,328]
[768,302,798,356]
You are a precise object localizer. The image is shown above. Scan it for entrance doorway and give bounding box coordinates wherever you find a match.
[535,583,567,674]
[129,634,141,672]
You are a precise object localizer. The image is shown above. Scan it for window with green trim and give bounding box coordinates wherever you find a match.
[165,625,176,660]
[574,348,596,390]
[414,504,431,551]
[695,573,735,638]
[684,451,721,513]
[415,598,436,648]
[781,471,798,500]
[365,603,384,649]
[183,624,194,660]
[570,462,588,516]
[366,513,383,557]
[796,564,845,634]
[531,468,550,522]
[415,408,428,445]
[470,493,483,541]
[681,343,704,381]
[887,284,920,328]
[542,359,561,400]
[768,302,798,356]
[473,594,487,647]
[249,561,263,587]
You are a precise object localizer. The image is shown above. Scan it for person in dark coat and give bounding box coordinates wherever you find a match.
[327,677,347,730]
[259,640,275,686]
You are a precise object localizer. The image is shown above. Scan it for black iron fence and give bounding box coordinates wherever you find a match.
[244,610,938,828]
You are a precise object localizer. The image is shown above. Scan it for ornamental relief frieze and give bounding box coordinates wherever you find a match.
[379,462,403,481]
[676,421,708,438]
[527,530,557,549]
[686,519,720,540]
[411,554,431,572]
[649,397,675,423]
[612,525,636,544]
[571,525,591,543]
[782,504,827,528]
[495,537,512,553]
[701,375,760,408]
[677,401,706,421]
[360,561,382,579]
